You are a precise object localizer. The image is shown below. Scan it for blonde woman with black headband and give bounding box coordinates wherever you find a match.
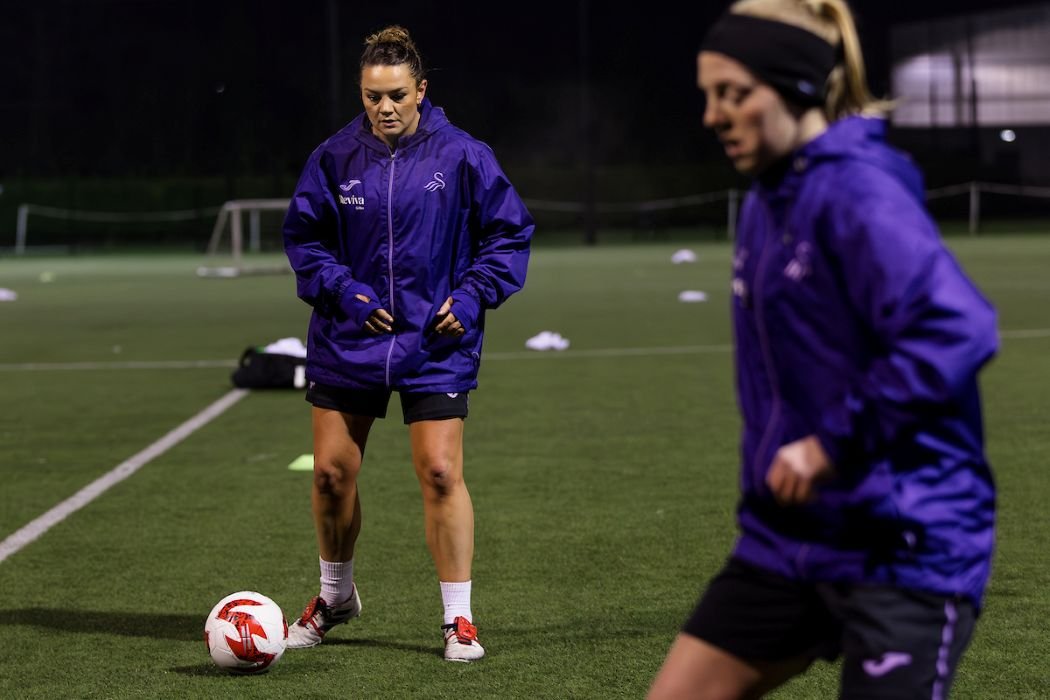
[649,1,998,697]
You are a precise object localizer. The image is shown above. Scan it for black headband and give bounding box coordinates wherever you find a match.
[700,13,838,107]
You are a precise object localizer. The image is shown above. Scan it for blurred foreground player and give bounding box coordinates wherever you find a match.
[649,1,998,697]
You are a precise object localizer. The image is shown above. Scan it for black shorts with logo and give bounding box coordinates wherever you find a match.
[683,558,976,698]
[305,382,469,424]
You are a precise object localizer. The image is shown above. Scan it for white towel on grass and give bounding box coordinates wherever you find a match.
[525,331,570,351]
[262,337,307,357]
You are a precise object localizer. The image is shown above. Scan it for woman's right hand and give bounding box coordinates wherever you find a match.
[355,293,394,333]
[766,435,833,506]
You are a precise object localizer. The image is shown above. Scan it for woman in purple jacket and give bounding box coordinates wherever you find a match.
[649,1,997,698]
[282,25,532,662]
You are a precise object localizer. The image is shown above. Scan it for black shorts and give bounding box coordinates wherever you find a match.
[305,382,469,424]
[683,558,976,697]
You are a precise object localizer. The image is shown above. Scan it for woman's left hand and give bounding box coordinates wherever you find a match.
[766,435,834,505]
[433,296,466,337]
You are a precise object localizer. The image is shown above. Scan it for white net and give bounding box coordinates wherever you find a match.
[11,183,1047,258]
[14,203,222,254]
[925,182,1050,234]
[523,189,742,242]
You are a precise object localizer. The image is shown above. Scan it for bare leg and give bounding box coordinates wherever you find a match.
[311,408,373,562]
[647,634,812,700]
[409,418,472,581]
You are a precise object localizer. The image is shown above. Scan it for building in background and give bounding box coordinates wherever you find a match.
[890,2,1050,185]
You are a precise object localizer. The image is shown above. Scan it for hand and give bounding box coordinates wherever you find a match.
[766,435,834,506]
[433,296,465,337]
[355,293,394,334]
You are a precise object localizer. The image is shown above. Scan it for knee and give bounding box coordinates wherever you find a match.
[313,458,360,498]
[416,456,461,498]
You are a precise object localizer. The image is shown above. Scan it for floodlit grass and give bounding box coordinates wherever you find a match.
[1,237,1048,698]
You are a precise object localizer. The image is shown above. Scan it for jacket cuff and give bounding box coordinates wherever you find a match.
[814,396,863,472]
[450,288,482,332]
[341,280,383,328]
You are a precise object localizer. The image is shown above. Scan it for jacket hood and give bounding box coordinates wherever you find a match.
[799,116,925,201]
[350,98,450,154]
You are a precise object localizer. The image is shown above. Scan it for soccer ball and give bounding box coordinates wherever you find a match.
[204,591,288,674]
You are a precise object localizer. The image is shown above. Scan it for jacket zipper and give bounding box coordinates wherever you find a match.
[384,150,397,387]
[752,201,783,487]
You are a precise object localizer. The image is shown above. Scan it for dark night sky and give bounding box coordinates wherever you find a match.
[2,0,1041,186]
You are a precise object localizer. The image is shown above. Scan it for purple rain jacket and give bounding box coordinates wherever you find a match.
[283,99,533,393]
[729,116,998,607]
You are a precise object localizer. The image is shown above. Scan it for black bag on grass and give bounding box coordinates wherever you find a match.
[231,347,307,389]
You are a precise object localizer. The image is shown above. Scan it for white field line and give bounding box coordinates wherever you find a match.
[0,359,237,371]
[0,328,1046,373]
[999,328,1050,339]
[486,344,733,360]
[485,327,1050,359]
[0,388,248,565]
[0,347,731,370]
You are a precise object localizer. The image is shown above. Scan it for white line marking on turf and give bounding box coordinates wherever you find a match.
[999,328,1050,339]
[0,389,249,565]
[486,344,733,360]
[0,329,1047,372]
[0,345,733,371]
[0,359,237,371]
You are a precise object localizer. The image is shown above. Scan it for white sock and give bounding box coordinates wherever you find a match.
[440,580,472,625]
[319,557,355,607]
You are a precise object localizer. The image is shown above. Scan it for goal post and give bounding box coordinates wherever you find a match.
[205,198,291,262]
[199,198,292,277]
